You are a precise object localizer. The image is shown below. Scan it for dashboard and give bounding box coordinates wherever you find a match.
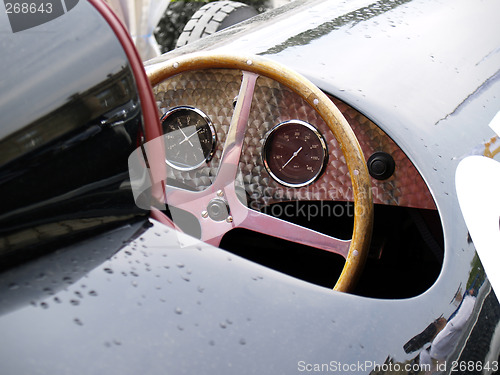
[151,67,442,295]
[153,68,435,211]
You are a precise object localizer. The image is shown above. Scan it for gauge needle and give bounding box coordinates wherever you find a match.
[178,127,195,147]
[281,146,303,169]
[179,128,202,146]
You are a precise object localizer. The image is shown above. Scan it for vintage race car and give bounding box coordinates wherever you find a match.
[1,0,500,373]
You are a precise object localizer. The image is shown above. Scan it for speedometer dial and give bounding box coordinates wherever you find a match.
[161,106,216,171]
[263,120,328,187]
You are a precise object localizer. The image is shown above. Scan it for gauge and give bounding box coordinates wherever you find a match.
[161,106,217,171]
[263,120,328,187]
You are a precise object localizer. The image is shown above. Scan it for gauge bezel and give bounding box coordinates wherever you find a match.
[262,120,329,188]
[160,106,217,171]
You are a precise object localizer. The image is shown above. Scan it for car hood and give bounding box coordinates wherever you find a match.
[146,0,500,166]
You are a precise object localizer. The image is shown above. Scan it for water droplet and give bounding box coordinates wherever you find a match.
[219,322,227,329]
[40,302,49,309]
[75,291,83,299]
[177,263,185,269]
[209,340,215,346]
[70,299,80,306]
[88,290,98,297]
[54,297,62,303]
[174,307,182,315]
[239,338,247,345]
[74,318,83,326]
[197,286,205,293]
[104,268,113,274]
[8,282,19,290]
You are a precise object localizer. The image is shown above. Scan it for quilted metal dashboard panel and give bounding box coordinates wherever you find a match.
[153,69,436,211]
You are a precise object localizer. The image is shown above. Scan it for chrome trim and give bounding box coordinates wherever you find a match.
[262,120,328,188]
[160,106,217,171]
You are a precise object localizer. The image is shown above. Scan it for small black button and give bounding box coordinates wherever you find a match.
[367,152,395,180]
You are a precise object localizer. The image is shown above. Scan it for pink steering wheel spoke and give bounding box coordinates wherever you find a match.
[238,207,351,258]
[212,71,258,189]
[162,71,258,242]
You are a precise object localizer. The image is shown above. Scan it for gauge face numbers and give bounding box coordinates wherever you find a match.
[161,106,216,171]
[263,120,328,187]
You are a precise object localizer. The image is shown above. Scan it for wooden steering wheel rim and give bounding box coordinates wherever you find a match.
[146,52,374,292]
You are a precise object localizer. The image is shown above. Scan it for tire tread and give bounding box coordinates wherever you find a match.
[176,1,254,48]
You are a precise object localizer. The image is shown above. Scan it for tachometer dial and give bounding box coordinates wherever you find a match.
[263,120,328,187]
[161,106,216,171]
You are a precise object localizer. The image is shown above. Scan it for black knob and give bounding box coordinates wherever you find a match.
[367,152,395,180]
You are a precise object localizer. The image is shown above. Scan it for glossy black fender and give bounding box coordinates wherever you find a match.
[0,0,151,269]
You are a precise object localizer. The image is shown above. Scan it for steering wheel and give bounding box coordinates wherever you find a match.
[146,53,373,292]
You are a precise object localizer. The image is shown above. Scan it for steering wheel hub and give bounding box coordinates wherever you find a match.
[206,198,231,222]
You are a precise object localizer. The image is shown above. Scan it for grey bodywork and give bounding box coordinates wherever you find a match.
[1,0,500,373]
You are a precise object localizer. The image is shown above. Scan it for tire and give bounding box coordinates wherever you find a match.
[175,1,258,48]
